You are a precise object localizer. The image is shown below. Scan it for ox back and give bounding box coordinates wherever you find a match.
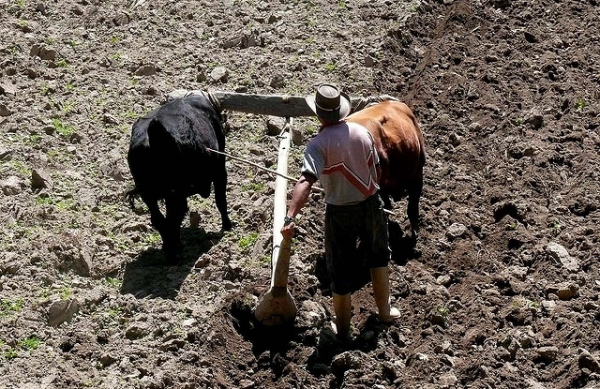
[127,95,232,262]
[346,100,425,239]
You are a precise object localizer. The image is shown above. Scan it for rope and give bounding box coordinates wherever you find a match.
[206,147,325,194]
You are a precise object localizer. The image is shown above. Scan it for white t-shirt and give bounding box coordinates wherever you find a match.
[302,121,380,205]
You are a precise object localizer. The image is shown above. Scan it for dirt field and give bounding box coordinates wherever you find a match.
[1,0,600,388]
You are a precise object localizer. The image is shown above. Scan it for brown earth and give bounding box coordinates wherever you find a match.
[1,0,600,388]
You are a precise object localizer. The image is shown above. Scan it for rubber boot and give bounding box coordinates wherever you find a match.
[332,292,351,340]
[370,267,400,322]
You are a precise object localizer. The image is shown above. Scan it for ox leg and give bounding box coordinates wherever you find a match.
[213,163,232,231]
[407,178,423,242]
[142,195,167,237]
[380,190,393,210]
[163,195,188,263]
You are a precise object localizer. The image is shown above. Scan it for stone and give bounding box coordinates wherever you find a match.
[48,299,80,326]
[546,242,579,271]
[446,223,468,240]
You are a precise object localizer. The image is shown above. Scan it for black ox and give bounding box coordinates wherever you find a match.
[127,95,232,262]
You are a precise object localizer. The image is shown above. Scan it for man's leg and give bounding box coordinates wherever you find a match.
[371,266,400,322]
[332,292,352,339]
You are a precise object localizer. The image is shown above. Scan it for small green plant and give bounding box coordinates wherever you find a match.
[8,159,30,176]
[61,100,77,114]
[28,134,43,145]
[124,109,137,119]
[58,286,72,300]
[238,233,259,251]
[110,53,121,61]
[40,82,51,95]
[18,336,42,351]
[0,298,24,317]
[105,277,121,288]
[45,37,56,45]
[144,232,161,246]
[305,125,318,137]
[576,99,587,111]
[324,63,337,73]
[242,182,265,192]
[436,306,449,318]
[9,45,20,57]
[338,1,346,8]
[3,348,18,360]
[56,58,68,68]
[51,118,76,137]
[110,35,120,45]
[65,82,75,91]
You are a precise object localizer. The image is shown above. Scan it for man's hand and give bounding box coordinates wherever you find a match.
[281,218,295,241]
[280,173,315,241]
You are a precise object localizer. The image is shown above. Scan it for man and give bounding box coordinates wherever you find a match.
[281,84,400,340]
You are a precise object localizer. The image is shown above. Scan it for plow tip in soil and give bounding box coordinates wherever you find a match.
[254,286,297,326]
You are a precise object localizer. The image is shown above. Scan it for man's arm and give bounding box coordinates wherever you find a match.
[281,173,316,240]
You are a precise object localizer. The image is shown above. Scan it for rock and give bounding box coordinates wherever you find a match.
[579,349,600,373]
[556,283,579,300]
[31,169,52,190]
[536,346,559,363]
[125,323,151,340]
[0,176,26,195]
[99,353,118,367]
[266,116,286,136]
[0,102,11,117]
[446,223,468,240]
[437,373,458,388]
[331,351,365,374]
[72,249,93,277]
[134,64,158,76]
[0,83,17,95]
[541,300,556,311]
[364,55,376,67]
[436,274,452,286]
[210,66,229,83]
[48,299,80,326]
[524,109,544,128]
[297,300,327,327]
[545,242,579,271]
[30,44,58,61]
[239,379,255,389]
[269,75,285,88]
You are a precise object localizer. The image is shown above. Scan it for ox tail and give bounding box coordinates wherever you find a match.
[412,115,426,168]
[126,187,139,211]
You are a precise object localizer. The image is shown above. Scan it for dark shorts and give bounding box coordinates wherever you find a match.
[324,193,391,295]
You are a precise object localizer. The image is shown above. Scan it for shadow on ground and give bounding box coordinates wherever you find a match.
[120,227,224,299]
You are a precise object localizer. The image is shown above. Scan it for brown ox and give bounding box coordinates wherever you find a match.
[346,100,425,239]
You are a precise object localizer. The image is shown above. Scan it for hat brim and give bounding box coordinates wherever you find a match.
[305,92,352,122]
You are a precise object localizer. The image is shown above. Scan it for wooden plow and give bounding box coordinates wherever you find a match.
[170,89,397,326]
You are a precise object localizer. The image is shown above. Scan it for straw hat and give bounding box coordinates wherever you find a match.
[305,84,351,122]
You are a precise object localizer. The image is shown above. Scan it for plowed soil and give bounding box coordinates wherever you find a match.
[1,0,600,388]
